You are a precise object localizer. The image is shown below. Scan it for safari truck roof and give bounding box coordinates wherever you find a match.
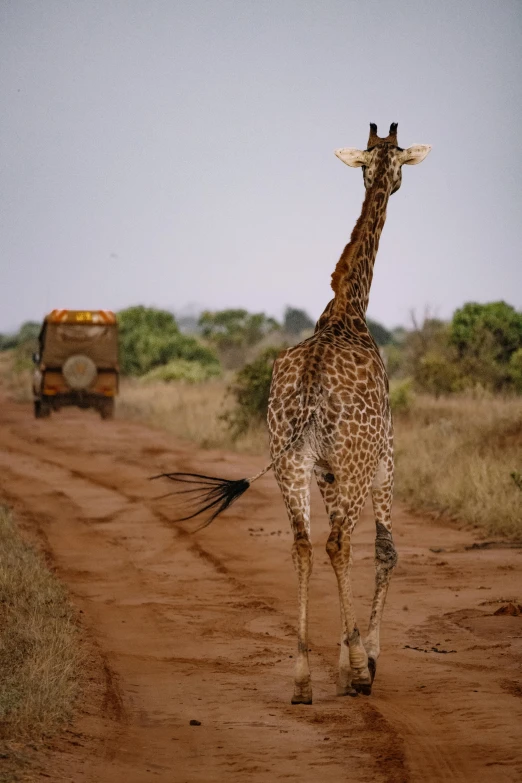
[44,310,117,325]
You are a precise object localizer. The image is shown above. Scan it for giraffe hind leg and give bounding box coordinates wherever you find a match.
[364,451,397,689]
[326,506,372,695]
[276,453,315,705]
[315,466,357,696]
[321,470,374,696]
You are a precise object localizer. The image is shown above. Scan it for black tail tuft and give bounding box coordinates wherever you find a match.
[150,472,250,530]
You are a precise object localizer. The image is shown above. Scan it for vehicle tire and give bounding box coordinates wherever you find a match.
[63,354,97,390]
[34,399,51,418]
[100,398,115,420]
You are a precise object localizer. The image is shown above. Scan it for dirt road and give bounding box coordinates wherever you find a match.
[0,397,521,782]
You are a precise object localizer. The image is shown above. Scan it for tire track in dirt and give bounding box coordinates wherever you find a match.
[1,399,521,782]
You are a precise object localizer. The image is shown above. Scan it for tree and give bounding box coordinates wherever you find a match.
[449,302,522,391]
[199,309,279,348]
[198,309,280,368]
[283,307,314,336]
[450,302,522,364]
[400,316,462,395]
[367,318,392,346]
[0,321,40,351]
[118,306,219,376]
[118,306,180,335]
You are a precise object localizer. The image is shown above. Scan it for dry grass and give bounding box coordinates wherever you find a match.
[0,352,32,403]
[394,394,522,539]
[0,507,83,739]
[117,378,268,454]
[119,380,522,539]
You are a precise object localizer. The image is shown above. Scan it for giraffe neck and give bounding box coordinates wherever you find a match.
[330,161,393,316]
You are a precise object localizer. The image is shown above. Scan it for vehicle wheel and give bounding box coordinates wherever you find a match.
[100,399,115,420]
[34,399,51,418]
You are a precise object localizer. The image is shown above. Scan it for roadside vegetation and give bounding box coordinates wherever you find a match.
[1,301,521,538]
[393,392,522,539]
[0,507,83,742]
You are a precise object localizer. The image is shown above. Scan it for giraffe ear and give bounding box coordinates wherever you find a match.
[400,144,432,165]
[334,148,370,168]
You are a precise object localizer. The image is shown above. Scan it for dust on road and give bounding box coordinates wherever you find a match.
[0,397,521,782]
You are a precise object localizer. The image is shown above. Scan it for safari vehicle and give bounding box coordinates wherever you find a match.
[33,309,119,419]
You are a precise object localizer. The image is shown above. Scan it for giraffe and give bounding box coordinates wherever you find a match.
[156,122,431,704]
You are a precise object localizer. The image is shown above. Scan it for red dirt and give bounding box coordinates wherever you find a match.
[0,397,521,782]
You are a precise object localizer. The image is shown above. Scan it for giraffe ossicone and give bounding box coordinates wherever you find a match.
[156,122,431,704]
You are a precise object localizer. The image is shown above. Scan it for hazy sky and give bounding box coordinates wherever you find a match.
[1,0,521,332]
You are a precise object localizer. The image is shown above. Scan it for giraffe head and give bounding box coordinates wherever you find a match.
[334,123,431,195]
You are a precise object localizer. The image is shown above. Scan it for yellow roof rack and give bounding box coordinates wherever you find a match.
[46,310,117,325]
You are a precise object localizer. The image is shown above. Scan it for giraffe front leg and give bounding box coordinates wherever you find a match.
[365,454,397,687]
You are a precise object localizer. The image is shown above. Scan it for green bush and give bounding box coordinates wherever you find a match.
[0,321,40,352]
[140,359,221,384]
[416,350,463,397]
[508,348,522,393]
[449,302,522,392]
[389,380,414,415]
[0,322,40,373]
[198,309,280,368]
[221,347,280,439]
[117,306,219,376]
[383,343,405,378]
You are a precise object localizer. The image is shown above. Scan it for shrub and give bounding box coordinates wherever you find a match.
[117,306,219,376]
[140,359,221,384]
[0,321,40,352]
[221,347,280,439]
[283,307,314,336]
[508,348,522,393]
[198,309,280,368]
[389,379,414,414]
[449,301,522,392]
[415,350,463,396]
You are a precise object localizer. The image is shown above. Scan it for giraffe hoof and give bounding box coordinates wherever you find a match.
[368,657,377,684]
[291,695,313,705]
[352,681,372,696]
[337,685,358,697]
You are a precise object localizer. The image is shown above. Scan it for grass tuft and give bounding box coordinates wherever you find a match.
[0,507,83,738]
[393,394,522,539]
[117,379,268,453]
[0,352,32,403]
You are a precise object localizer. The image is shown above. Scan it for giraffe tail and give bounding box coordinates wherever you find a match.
[150,463,273,531]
